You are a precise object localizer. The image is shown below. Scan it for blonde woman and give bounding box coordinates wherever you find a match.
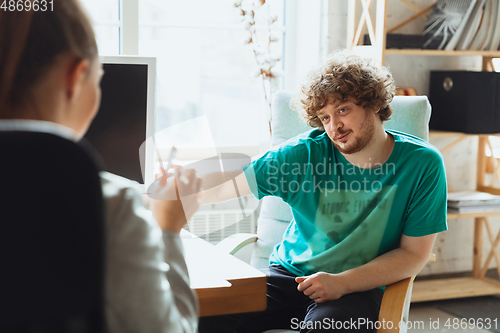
[0,2,201,332]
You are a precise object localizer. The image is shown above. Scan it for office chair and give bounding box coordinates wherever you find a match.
[0,131,106,333]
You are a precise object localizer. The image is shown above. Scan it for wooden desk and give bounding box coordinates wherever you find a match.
[180,230,267,317]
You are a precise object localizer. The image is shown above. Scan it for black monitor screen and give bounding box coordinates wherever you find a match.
[85,63,148,183]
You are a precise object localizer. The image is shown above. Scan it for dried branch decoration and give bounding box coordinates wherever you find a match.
[235,0,283,135]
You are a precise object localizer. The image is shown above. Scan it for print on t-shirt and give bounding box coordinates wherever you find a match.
[296,185,397,273]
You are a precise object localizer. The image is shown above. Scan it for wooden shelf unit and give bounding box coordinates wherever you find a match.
[348,0,500,302]
[412,212,500,303]
[347,0,500,70]
[410,132,500,303]
[447,211,500,220]
[412,277,500,302]
[385,49,500,57]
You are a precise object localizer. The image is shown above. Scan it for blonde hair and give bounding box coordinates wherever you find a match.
[0,0,98,115]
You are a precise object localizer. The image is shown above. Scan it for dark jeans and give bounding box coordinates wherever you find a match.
[199,265,384,333]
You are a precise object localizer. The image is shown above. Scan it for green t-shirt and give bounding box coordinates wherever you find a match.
[244,129,448,277]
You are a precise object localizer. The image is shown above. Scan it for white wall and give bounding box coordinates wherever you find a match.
[284,0,330,91]
[324,0,499,276]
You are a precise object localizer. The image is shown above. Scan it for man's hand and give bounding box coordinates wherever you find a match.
[296,272,349,303]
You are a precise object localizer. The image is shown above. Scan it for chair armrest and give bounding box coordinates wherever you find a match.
[215,233,258,255]
[378,276,415,333]
[377,254,434,332]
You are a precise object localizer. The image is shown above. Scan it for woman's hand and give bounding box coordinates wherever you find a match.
[150,168,202,233]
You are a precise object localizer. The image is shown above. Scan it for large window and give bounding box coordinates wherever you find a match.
[82,0,121,55]
[81,0,327,241]
[82,0,286,154]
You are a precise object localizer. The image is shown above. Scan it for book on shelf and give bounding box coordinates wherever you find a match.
[395,86,418,96]
[423,0,477,50]
[456,0,486,50]
[447,190,500,207]
[422,0,500,51]
[469,0,492,50]
[482,0,499,50]
[445,0,478,50]
[489,0,500,50]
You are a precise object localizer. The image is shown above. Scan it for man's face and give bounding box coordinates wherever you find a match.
[317,96,378,155]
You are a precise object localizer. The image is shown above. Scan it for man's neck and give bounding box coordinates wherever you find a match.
[341,126,394,169]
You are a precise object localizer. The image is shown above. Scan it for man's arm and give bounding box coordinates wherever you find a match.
[296,233,436,303]
[200,171,252,204]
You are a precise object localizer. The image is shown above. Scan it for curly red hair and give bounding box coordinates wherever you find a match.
[293,51,396,130]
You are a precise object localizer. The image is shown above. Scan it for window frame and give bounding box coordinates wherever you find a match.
[121,0,139,55]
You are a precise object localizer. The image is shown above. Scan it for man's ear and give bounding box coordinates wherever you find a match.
[66,59,90,101]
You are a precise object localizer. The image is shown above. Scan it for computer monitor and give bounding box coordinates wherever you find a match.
[84,56,156,189]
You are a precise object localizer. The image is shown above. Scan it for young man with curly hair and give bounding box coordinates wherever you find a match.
[199,51,447,333]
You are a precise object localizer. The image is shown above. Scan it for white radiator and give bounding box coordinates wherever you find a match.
[185,210,257,245]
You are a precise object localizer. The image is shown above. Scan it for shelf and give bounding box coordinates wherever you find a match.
[385,49,500,57]
[347,0,500,65]
[430,131,500,138]
[447,211,500,219]
[429,130,469,138]
[412,277,500,302]
[346,0,500,304]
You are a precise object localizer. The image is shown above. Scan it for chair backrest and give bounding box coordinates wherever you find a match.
[250,90,432,268]
[0,131,106,333]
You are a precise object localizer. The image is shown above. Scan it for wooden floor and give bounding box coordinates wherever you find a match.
[408,301,497,333]
[413,277,500,303]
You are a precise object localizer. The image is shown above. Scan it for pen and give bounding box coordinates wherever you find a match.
[152,134,176,178]
[156,146,176,178]
[163,146,177,175]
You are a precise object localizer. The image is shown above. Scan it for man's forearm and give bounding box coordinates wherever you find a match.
[339,247,429,294]
[337,233,437,295]
[296,234,437,303]
[200,170,252,204]
[200,182,237,204]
